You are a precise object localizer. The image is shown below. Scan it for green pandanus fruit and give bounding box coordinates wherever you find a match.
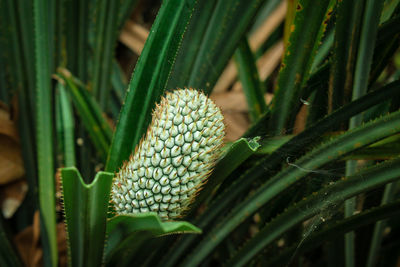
[111,88,225,220]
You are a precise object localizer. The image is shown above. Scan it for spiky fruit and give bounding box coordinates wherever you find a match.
[111,88,225,220]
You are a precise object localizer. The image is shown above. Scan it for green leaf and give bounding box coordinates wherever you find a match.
[240,81,400,205]
[166,0,216,90]
[168,0,268,93]
[58,70,113,161]
[161,137,261,267]
[182,110,400,267]
[254,134,400,160]
[14,0,36,110]
[1,0,38,226]
[345,2,384,265]
[350,0,384,127]
[61,167,114,267]
[267,199,400,266]
[111,60,128,105]
[254,135,293,155]
[91,0,121,108]
[269,0,335,134]
[105,0,197,173]
[329,0,365,112]
[33,0,57,265]
[310,30,334,73]
[370,13,400,85]
[56,82,76,167]
[228,158,400,267]
[0,215,23,267]
[250,0,283,33]
[64,0,89,81]
[165,80,400,266]
[366,181,399,267]
[380,0,400,22]
[105,213,201,266]
[234,38,267,121]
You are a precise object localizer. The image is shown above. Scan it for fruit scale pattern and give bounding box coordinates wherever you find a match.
[111,88,225,220]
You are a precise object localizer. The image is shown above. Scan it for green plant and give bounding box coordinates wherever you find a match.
[1,0,400,266]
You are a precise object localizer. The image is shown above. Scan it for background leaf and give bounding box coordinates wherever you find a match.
[269,0,334,134]
[169,0,269,93]
[227,158,400,267]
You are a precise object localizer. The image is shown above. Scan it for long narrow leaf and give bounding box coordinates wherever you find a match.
[366,181,398,267]
[329,0,365,112]
[33,0,57,265]
[345,2,384,265]
[227,158,400,267]
[58,70,112,161]
[269,0,334,134]
[91,0,120,108]
[234,38,267,121]
[182,110,400,266]
[1,0,38,225]
[164,80,400,266]
[187,0,268,93]
[189,137,261,215]
[61,167,114,267]
[0,215,23,267]
[267,199,400,266]
[166,0,217,90]
[106,0,197,172]
[56,82,76,167]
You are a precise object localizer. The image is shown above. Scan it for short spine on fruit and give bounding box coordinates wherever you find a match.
[111,88,225,220]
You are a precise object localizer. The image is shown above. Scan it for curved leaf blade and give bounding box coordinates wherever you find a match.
[33,0,57,264]
[228,158,400,267]
[268,198,400,266]
[165,80,400,266]
[106,0,197,172]
[58,70,113,161]
[234,38,267,121]
[105,213,201,266]
[61,167,114,267]
[182,110,400,266]
[185,0,267,93]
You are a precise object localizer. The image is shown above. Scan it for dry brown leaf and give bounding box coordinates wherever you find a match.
[211,90,248,112]
[223,112,250,141]
[0,103,25,185]
[213,2,287,93]
[211,91,273,141]
[232,41,284,92]
[211,91,250,141]
[0,180,28,219]
[293,104,308,134]
[213,61,237,93]
[125,20,149,42]
[15,211,42,267]
[0,137,25,185]
[57,222,68,267]
[119,20,149,55]
[14,211,68,267]
[257,41,284,81]
[248,1,287,50]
